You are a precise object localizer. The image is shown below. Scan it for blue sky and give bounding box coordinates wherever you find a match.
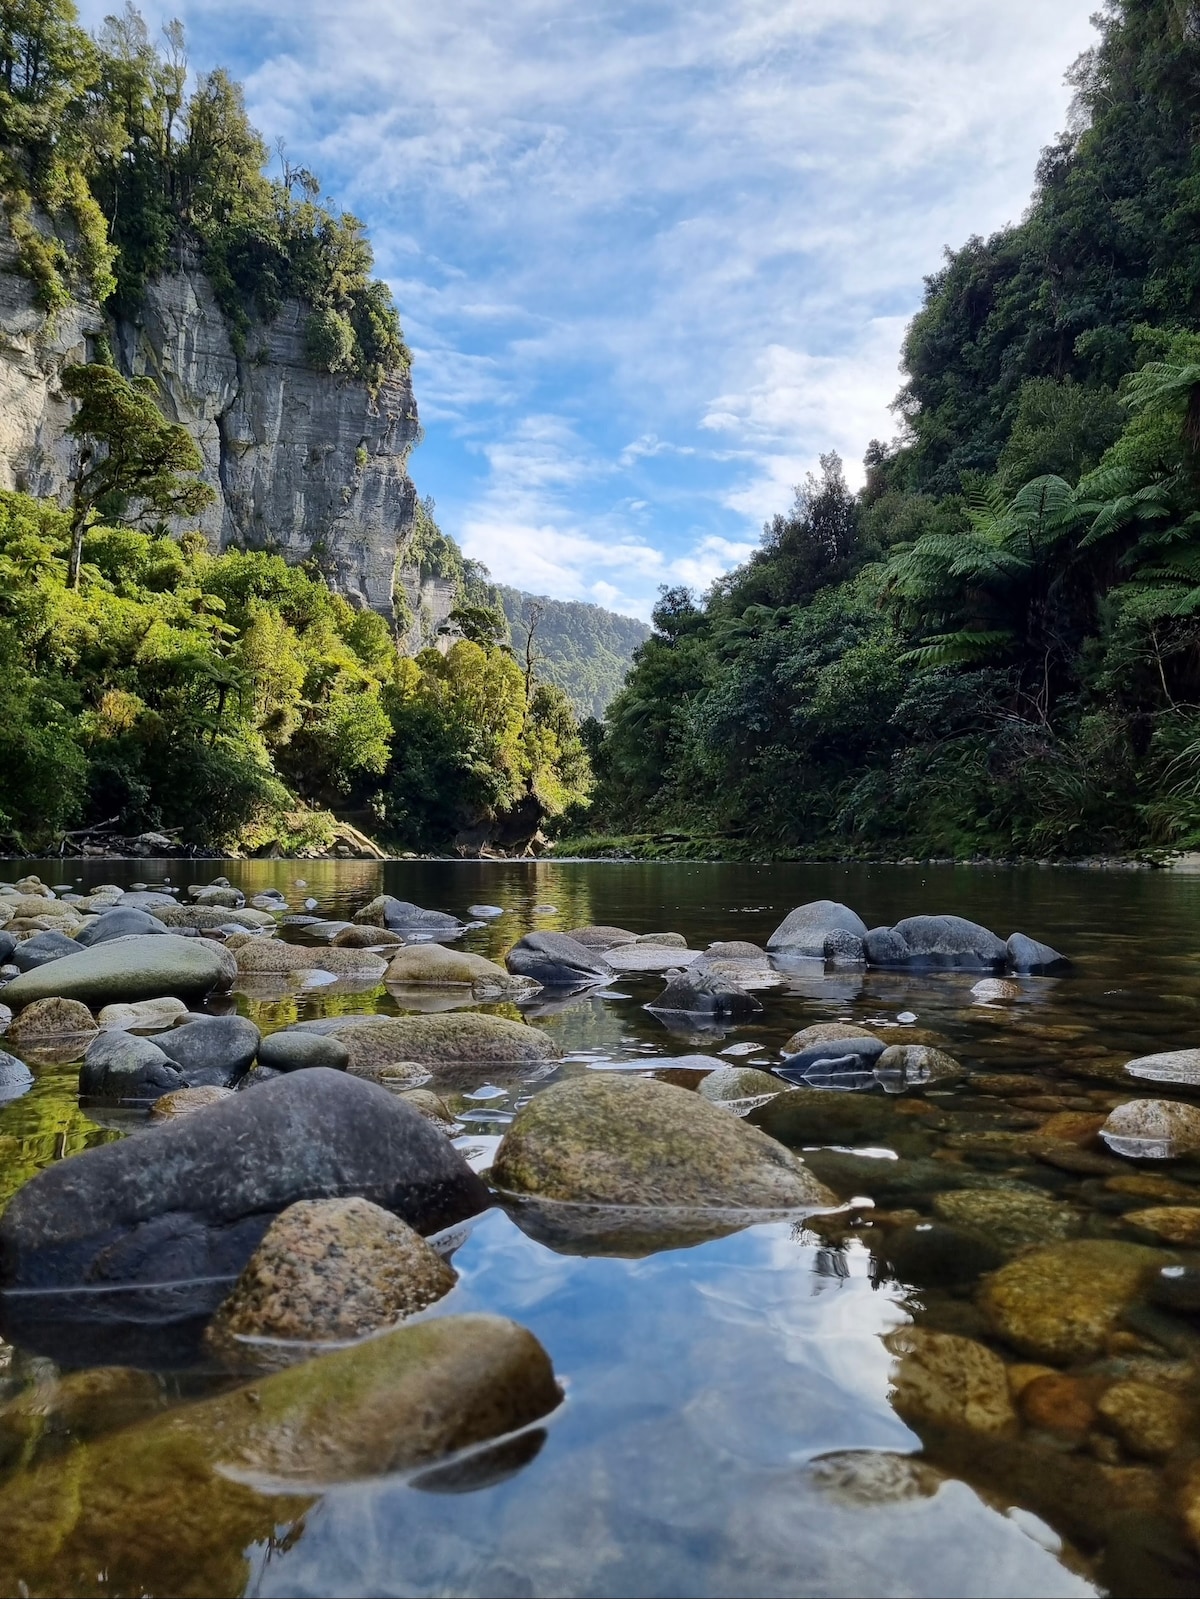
[79,0,1098,618]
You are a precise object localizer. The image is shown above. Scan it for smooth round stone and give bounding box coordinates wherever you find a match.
[1096,1380,1184,1458]
[932,1189,1079,1250]
[80,1031,185,1102]
[150,1086,235,1120]
[468,905,505,919]
[333,925,405,948]
[766,900,867,957]
[971,978,1023,1001]
[697,1066,782,1108]
[565,926,638,949]
[7,997,97,1047]
[1146,1264,1200,1314]
[12,931,85,971]
[1125,1205,1200,1246]
[257,1031,350,1073]
[1101,1099,1200,1159]
[98,997,190,1033]
[74,909,168,947]
[873,1045,965,1094]
[1,936,234,1009]
[296,1013,558,1072]
[0,1049,33,1102]
[607,944,702,972]
[1121,1051,1200,1090]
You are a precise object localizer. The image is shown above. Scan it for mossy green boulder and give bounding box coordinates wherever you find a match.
[491,1073,835,1209]
[0,1314,560,1598]
[2,935,234,1009]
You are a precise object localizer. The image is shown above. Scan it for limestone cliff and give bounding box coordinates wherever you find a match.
[0,232,418,616]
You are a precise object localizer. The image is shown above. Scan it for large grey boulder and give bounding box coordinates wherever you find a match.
[1006,932,1068,973]
[157,1014,261,1088]
[12,930,84,970]
[506,932,612,987]
[117,892,179,911]
[75,908,169,946]
[864,926,911,965]
[2,935,235,1009]
[0,1069,492,1306]
[777,1035,886,1090]
[765,900,868,958]
[79,1031,185,1103]
[352,896,464,936]
[257,1029,350,1073]
[0,1049,33,1103]
[880,915,1007,970]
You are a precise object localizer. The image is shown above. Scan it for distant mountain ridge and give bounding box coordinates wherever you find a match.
[496,587,651,719]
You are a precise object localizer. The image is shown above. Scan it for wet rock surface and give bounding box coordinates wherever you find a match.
[506,931,613,987]
[979,1240,1168,1362]
[2,935,234,1009]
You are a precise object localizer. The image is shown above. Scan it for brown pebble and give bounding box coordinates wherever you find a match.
[1019,1373,1104,1437]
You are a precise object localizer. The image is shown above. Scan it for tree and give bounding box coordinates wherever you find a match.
[60,362,214,587]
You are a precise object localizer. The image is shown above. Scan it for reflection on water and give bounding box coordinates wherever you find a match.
[5,857,1200,1594]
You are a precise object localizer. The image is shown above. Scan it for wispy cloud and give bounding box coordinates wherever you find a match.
[79,0,1099,613]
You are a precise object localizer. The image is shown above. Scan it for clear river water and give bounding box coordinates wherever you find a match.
[5,857,1200,1597]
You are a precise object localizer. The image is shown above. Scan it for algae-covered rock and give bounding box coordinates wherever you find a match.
[0,1314,560,1598]
[885,1326,1018,1435]
[6,997,97,1048]
[747,1086,894,1148]
[491,1073,835,1209]
[781,1022,883,1053]
[332,924,405,947]
[565,925,638,949]
[873,1045,966,1094]
[696,1065,783,1108]
[978,1239,1168,1362]
[234,941,387,978]
[2,935,233,1009]
[1096,1380,1186,1458]
[206,1196,457,1358]
[931,1190,1080,1251]
[296,1012,559,1071]
[1125,1205,1200,1246]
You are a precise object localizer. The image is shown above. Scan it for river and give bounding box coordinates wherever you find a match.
[4,857,1200,1597]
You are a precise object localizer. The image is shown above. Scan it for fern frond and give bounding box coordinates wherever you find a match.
[900,629,1015,667]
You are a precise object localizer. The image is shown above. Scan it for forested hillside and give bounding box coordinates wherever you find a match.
[586,0,1200,859]
[497,588,649,718]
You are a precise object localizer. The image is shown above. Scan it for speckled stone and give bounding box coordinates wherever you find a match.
[234,942,387,977]
[782,1022,883,1054]
[150,1086,235,1120]
[7,996,96,1045]
[979,1240,1169,1363]
[1101,1099,1200,1159]
[1096,1380,1186,1458]
[932,1189,1079,1251]
[1125,1205,1200,1246]
[205,1196,457,1356]
[298,1012,559,1070]
[884,1326,1018,1435]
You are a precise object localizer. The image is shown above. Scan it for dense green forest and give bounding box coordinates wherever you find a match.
[0,1,591,854]
[496,589,649,719]
[583,0,1200,860]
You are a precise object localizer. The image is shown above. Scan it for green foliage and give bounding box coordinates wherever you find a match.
[497,586,650,718]
[0,2,406,385]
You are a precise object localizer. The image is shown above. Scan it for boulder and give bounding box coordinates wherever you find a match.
[468,904,505,918]
[75,909,169,947]
[0,1049,33,1102]
[765,900,868,958]
[506,932,612,987]
[11,930,85,971]
[696,1065,782,1108]
[1100,1099,1200,1159]
[205,1196,457,1356]
[7,997,97,1048]
[978,1239,1168,1362]
[233,942,387,978]
[157,1015,261,1088]
[385,944,530,994]
[79,1032,185,1103]
[1006,932,1068,973]
[565,925,639,949]
[605,944,703,973]
[294,1013,559,1073]
[395,1088,457,1127]
[0,930,14,965]
[782,1022,883,1053]
[491,1073,836,1209]
[884,1327,1018,1435]
[863,926,912,965]
[257,1030,350,1073]
[707,940,767,960]
[1120,1051,1200,1091]
[189,885,245,909]
[2,935,235,1010]
[352,896,464,936]
[150,1086,235,1120]
[873,1044,966,1094]
[332,924,405,948]
[155,904,274,931]
[97,997,190,1033]
[0,1315,560,1598]
[637,932,688,947]
[881,915,1007,971]
[0,1070,492,1308]
[646,967,762,1018]
[776,1036,885,1089]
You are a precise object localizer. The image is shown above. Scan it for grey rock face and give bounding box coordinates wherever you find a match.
[80,1031,186,1103]
[0,1049,32,1102]
[0,1068,492,1299]
[1006,931,1068,973]
[257,1029,350,1073]
[12,931,84,970]
[887,915,1008,970]
[0,232,417,619]
[2,935,235,1009]
[765,900,868,956]
[353,896,465,935]
[75,908,168,946]
[864,926,911,965]
[506,932,612,987]
[158,1015,261,1088]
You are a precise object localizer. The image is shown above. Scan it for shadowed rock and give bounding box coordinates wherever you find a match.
[506,932,612,987]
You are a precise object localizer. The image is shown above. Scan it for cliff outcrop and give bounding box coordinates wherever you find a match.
[0,231,418,616]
